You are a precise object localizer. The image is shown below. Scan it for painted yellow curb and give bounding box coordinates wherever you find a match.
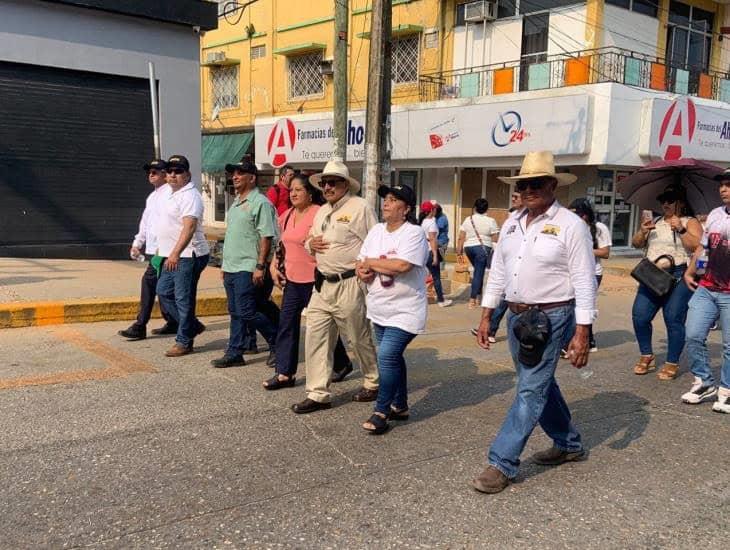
[0,293,283,329]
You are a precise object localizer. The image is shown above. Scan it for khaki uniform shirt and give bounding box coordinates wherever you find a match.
[308,193,377,275]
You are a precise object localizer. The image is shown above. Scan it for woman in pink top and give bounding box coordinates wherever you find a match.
[263,175,352,390]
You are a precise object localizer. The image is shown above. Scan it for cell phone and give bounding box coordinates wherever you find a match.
[642,210,653,222]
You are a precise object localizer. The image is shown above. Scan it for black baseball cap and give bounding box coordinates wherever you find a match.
[377,184,416,207]
[166,155,190,171]
[656,182,686,203]
[225,160,258,176]
[143,159,167,172]
[713,168,730,182]
[512,308,552,367]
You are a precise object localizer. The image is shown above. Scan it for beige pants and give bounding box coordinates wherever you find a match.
[304,276,378,403]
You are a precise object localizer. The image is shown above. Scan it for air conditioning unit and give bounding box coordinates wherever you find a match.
[320,59,334,76]
[464,0,497,22]
[205,51,226,64]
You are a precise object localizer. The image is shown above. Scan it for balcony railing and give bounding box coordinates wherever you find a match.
[419,47,730,104]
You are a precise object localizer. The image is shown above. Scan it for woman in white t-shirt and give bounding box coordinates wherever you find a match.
[456,198,500,309]
[569,199,612,353]
[419,201,452,307]
[356,184,429,435]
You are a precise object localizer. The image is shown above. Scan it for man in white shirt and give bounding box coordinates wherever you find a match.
[118,159,177,341]
[154,155,211,357]
[472,151,597,494]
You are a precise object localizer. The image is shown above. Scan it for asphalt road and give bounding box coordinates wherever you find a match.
[0,275,727,549]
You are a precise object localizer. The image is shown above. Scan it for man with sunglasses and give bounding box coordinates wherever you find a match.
[472,151,597,494]
[118,159,177,341]
[291,160,379,414]
[154,155,210,357]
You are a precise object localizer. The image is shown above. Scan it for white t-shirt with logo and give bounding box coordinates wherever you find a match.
[358,222,430,334]
[154,182,210,258]
[594,221,612,276]
[459,214,500,248]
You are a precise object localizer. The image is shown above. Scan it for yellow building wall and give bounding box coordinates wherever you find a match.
[201,0,449,133]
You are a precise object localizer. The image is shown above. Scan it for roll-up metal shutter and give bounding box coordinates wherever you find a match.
[0,61,154,258]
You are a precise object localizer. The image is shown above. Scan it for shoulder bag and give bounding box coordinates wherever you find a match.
[275,208,295,279]
[630,254,677,297]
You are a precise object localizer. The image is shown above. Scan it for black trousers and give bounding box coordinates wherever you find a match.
[135,262,174,328]
[275,280,351,377]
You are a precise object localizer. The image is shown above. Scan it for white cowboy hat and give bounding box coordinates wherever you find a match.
[498,151,577,186]
[309,160,361,194]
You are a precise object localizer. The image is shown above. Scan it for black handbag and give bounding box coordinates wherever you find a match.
[630,254,677,297]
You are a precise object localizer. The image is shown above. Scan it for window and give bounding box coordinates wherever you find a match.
[216,0,238,16]
[288,52,324,99]
[392,35,419,84]
[519,13,549,91]
[251,44,266,60]
[606,0,658,18]
[210,65,239,111]
[424,30,439,49]
[455,3,466,26]
[666,1,714,72]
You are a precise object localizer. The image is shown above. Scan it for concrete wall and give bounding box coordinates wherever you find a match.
[548,4,590,56]
[0,0,203,179]
[600,4,659,57]
[452,17,523,70]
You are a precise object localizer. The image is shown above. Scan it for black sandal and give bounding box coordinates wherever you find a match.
[389,407,409,421]
[263,375,295,391]
[362,413,389,435]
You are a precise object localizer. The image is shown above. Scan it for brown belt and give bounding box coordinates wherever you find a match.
[507,300,574,314]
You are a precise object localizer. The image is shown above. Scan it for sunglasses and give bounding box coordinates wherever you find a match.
[515,179,549,192]
[168,168,186,175]
[321,178,344,187]
[147,169,165,176]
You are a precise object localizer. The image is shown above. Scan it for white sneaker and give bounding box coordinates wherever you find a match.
[712,387,730,413]
[589,346,598,353]
[488,336,497,344]
[438,299,453,308]
[681,376,718,404]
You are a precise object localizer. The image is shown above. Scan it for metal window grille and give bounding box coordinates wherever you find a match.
[210,65,239,110]
[251,45,266,60]
[393,35,419,84]
[288,52,324,99]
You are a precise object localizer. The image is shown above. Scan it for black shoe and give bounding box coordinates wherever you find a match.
[210,355,246,368]
[332,362,353,383]
[291,398,332,414]
[195,322,206,336]
[266,350,276,367]
[151,323,177,335]
[118,325,146,340]
[243,347,260,355]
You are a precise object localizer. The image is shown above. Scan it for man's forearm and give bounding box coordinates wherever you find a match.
[258,237,272,265]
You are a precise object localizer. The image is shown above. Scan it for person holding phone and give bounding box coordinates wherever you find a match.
[630,183,701,380]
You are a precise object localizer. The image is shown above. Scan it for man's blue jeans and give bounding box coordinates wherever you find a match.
[223,271,277,358]
[631,266,692,363]
[488,305,583,479]
[464,245,492,301]
[156,254,209,347]
[372,324,417,416]
[685,286,730,389]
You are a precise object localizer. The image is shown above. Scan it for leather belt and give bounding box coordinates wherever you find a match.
[507,300,574,314]
[315,268,356,283]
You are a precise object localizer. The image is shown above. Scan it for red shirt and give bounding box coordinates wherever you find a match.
[266,181,291,215]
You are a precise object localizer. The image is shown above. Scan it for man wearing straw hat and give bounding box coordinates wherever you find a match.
[291,160,379,414]
[473,151,597,493]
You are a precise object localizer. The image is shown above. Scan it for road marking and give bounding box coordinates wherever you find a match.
[0,327,157,390]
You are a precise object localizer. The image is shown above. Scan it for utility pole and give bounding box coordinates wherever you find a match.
[362,0,392,207]
[333,0,348,161]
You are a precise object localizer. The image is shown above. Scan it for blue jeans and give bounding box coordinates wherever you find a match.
[427,251,445,302]
[223,271,278,357]
[488,305,582,479]
[243,268,280,351]
[489,299,509,336]
[372,324,417,416]
[631,265,692,363]
[685,286,730,389]
[465,245,492,300]
[156,254,209,347]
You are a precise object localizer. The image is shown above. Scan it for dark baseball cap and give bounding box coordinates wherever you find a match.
[166,155,190,171]
[377,184,416,207]
[143,159,167,172]
[656,182,686,203]
[512,308,552,367]
[225,160,258,176]
[714,168,730,182]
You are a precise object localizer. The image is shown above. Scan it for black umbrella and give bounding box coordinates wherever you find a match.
[617,158,725,215]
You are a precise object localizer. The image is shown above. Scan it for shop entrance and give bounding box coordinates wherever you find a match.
[593,170,637,248]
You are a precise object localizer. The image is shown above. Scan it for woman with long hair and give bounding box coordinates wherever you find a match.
[263,175,352,389]
[630,183,702,380]
[356,184,429,434]
[456,198,500,309]
[419,201,452,307]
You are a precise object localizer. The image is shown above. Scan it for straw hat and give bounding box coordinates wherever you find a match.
[309,160,361,194]
[498,151,577,186]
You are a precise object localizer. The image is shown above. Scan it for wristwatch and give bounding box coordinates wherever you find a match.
[255,263,266,270]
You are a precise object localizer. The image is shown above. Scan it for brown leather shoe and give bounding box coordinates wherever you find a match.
[352,387,378,402]
[165,343,193,357]
[472,466,510,494]
[531,446,588,466]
